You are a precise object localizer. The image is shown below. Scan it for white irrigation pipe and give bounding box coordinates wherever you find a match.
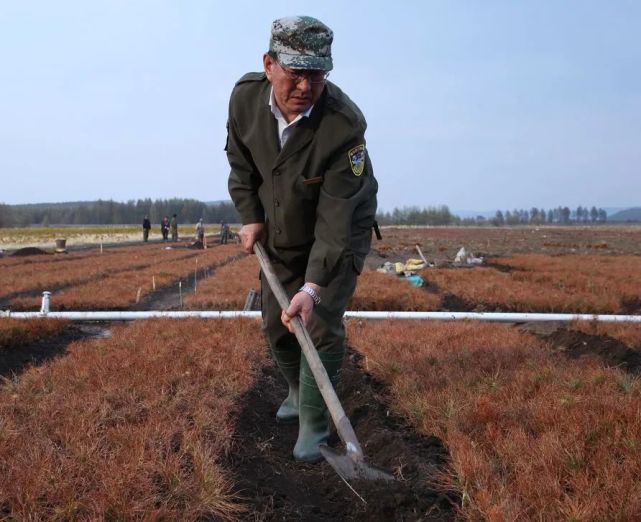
[2,310,641,323]
[1,293,640,322]
[1,311,262,320]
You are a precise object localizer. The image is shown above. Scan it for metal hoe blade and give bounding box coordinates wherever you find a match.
[320,444,395,482]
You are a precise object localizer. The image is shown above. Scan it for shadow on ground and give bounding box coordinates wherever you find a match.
[225,348,457,521]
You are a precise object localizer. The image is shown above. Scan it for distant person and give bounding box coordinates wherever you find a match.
[195,218,205,243]
[142,215,151,242]
[170,213,178,241]
[220,221,230,244]
[161,216,170,241]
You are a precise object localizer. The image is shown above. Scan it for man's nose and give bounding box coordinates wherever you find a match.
[296,76,312,91]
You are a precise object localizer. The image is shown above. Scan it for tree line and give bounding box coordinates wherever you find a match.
[375,205,609,226]
[0,199,239,227]
[488,206,608,226]
[0,200,612,228]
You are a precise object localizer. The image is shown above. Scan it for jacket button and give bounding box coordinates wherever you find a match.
[275,227,282,234]
[273,169,281,176]
[274,199,280,207]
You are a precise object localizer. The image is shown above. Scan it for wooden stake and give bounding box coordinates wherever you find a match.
[100,242,103,254]
[194,258,198,293]
[415,243,429,265]
[179,281,183,309]
[152,276,156,290]
[135,287,142,303]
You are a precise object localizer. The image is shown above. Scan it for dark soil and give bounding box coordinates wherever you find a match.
[369,226,641,268]
[226,349,457,521]
[483,260,522,273]
[621,297,641,315]
[440,293,475,313]
[10,247,52,257]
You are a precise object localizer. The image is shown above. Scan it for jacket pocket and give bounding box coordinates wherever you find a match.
[295,175,322,201]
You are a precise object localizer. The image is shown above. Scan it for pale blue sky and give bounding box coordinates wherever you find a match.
[1,1,640,211]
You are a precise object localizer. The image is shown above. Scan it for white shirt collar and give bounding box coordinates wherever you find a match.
[269,87,314,147]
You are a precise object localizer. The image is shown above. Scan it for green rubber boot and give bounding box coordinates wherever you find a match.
[293,349,344,463]
[272,346,301,424]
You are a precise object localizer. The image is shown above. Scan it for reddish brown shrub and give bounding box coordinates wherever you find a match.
[422,254,641,313]
[0,318,265,520]
[185,254,259,310]
[10,245,241,310]
[495,254,641,312]
[348,320,641,520]
[421,266,588,312]
[0,243,200,298]
[0,318,68,351]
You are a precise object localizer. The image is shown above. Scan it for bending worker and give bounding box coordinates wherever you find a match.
[226,16,378,462]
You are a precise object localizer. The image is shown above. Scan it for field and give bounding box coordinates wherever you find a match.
[1,225,641,520]
[0,224,225,251]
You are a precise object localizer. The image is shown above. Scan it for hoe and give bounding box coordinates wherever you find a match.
[254,242,394,483]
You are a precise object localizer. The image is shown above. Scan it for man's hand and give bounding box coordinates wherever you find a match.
[281,282,321,333]
[238,223,265,253]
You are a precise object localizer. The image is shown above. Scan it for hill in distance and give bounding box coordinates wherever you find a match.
[608,207,641,222]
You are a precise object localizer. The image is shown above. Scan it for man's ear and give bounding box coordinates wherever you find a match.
[263,53,274,81]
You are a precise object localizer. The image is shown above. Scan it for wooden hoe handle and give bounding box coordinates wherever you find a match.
[253,242,364,458]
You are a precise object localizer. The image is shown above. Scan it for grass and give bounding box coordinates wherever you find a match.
[421,255,641,313]
[0,318,265,520]
[0,225,140,238]
[0,318,68,351]
[184,254,259,310]
[349,320,641,520]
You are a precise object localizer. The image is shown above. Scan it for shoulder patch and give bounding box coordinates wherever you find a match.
[348,144,366,176]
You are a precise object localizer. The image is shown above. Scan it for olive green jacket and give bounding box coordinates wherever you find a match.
[227,73,378,286]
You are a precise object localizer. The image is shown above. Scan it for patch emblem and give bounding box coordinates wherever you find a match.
[348,144,366,176]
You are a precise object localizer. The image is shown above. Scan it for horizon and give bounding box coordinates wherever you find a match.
[3,198,637,219]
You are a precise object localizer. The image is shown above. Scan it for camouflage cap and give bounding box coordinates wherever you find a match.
[269,16,333,71]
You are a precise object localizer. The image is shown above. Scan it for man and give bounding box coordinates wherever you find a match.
[142,215,151,242]
[227,16,378,462]
[170,213,178,242]
[161,216,170,241]
[220,221,228,244]
[195,218,205,242]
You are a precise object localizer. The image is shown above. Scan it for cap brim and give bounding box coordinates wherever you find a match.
[277,53,333,71]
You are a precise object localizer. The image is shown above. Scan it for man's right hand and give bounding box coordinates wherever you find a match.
[238,223,265,253]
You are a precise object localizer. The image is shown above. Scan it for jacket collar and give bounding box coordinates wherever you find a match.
[272,87,326,168]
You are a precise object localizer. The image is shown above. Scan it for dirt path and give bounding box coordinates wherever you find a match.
[226,348,457,521]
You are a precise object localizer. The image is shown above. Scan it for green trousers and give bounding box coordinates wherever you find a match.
[261,251,359,461]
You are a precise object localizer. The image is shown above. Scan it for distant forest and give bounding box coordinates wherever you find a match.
[376,205,612,226]
[0,200,628,228]
[0,199,239,227]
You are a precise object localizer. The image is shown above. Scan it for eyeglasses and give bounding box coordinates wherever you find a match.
[277,60,329,85]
